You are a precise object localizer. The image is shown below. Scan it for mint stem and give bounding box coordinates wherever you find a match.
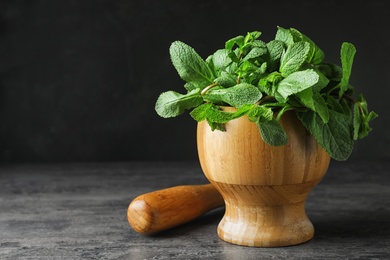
[201,83,218,95]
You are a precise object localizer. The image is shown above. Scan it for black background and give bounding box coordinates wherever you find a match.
[1,0,389,163]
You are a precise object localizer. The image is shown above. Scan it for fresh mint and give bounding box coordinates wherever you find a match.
[276,69,319,101]
[297,109,354,161]
[169,41,215,88]
[155,26,378,161]
[155,89,202,118]
[258,119,288,146]
[339,42,356,96]
[279,42,310,77]
[190,104,254,131]
[204,83,262,107]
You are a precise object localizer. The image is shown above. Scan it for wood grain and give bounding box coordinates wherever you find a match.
[197,108,331,247]
[127,184,224,235]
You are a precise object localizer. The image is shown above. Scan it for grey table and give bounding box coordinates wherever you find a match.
[0,160,389,259]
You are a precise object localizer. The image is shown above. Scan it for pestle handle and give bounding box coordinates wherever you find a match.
[127,184,224,235]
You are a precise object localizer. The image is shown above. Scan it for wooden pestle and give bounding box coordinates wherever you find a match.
[127,184,224,235]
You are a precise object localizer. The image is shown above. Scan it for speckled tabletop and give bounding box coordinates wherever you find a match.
[0,160,389,259]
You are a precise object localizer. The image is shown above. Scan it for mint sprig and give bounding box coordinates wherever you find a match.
[155,26,378,161]
[169,41,215,88]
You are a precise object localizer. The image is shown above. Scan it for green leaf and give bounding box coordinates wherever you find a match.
[362,111,378,137]
[214,73,237,88]
[341,98,354,120]
[206,54,218,77]
[204,83,262,107]
[316,63,343,81]
[184,82,197,91]
[207,119,226,131]
[311,93,329,123]
[258,71,283,96]
[307,40,324,65]
[155,89,202,118]
[241,32,264,53]
[297,109,354,161]
[239,60,259,76]
[214,105,253,123]
[258,119,288,146]
[275,26,294,46]
[289,27,324,64]
[228,49,241,63]
[225,35,245,50]
[244,31,262,44]
[265,40,284,71]
[296,89,329,123]
[242,62,268,85]
[190,103,213,122]
[326,95,344,113]
[247,105,274,123]
[353,94,378,140]
[353,103,361,140]
[339,42,356,96]
[243,47,267,61]
[169,41,214,86]
[276,69,319,101]
[191,104,253,124]
[280,41,310,77]
[212,49,233,70]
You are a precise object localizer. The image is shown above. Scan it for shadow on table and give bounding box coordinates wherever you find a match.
[150,206,225,238]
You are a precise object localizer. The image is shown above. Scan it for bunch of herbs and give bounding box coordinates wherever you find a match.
[155,26,378,161]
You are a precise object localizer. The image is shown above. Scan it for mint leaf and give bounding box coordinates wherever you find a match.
[306,39,324,65]
[247,105,274,123]
[353,102,361,140]
[243,47,267,61]
[244,31,262,44]
[225,35,245,50]
[155,89,202,118]
[241,32,264,53]
[265,40,284,71]
[184,82,197,91]
[326,95,344,113]
[208,105,253,123]
[214,73,237,88]
[191,104,253,124]
[275,26,294,46]
[311,92,330,123]
[297,109,354,161]
[239,60,260,78]
[339,42,356,96]
[258,119,288,146]
[317,63,343,81]
[190,103,213,122]
[276,69,319,101]
[258,71,283,96]
[206,119,226,131]
[295,67,330,121]
[204,83,262,107]
[169,41,215,87]
[280,41,310,77]
[361,111,378,138]
[242,62,267,86]
[353,94,378,140]
[289,28,324,64]
[296,89,329,123]
[212,49,233,70]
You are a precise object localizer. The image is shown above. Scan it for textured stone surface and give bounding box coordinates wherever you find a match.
[0,160,389,259]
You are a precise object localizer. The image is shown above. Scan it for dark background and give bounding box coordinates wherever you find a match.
[0,0,388,163]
